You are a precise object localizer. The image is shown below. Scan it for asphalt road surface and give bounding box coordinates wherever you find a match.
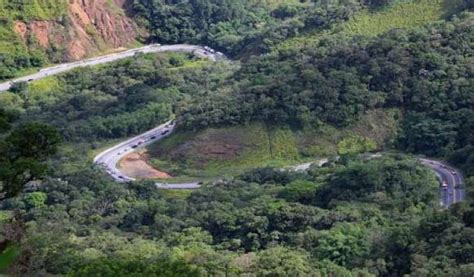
[0,44,225,92]
[95,121,465,202]
[93,120,203,189]
[419,158,465,208]
[68,46,466,202]
[90,44,225,189]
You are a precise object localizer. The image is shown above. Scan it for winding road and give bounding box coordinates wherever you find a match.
[419,158,465,208]
[94,114,465,207]
[0,44,225,92]
[93,120,202,189]
[4,43,463,205]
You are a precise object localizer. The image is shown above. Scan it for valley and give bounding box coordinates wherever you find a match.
[0,0,473,275]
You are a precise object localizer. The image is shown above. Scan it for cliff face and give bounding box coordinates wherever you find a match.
[13,0,143,61]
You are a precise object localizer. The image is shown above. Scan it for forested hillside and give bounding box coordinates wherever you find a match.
[0,0,140,81]
[0,0,474,275]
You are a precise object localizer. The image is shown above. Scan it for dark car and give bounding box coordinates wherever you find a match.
[131,145,138,149]
[161,130,169,135]
[150,136,157,139]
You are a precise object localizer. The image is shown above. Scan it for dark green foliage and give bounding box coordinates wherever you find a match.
[131,0,358,57]
[0,3,473,276]
[70,256,200,276]
[18,54,225,142]
[178,13,474,159]
[0,122,61,199]
[2,155,465,275]
[316,158,437,209]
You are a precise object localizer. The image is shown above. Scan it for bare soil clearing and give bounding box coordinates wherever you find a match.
[119,152,172,179]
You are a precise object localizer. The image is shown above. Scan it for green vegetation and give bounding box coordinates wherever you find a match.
[0,0,68,80]
[131,0,359,57]
[341,0,449,37]
[179,12,474,160]
[0,0,67,21]
[149,109,398,178]
[0,0,473,275]
[277,0,466,51]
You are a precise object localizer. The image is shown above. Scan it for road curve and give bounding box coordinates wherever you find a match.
[0,44,225,92]
[95,120,466,203]
[93,119,202,189]
[91,44,226,189]
[419,158,465,208]
[71,46,466,202]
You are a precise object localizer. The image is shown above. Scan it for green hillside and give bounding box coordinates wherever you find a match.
[277,0,464,50]
[148,109,399,178]
[0,0,67,80]
[0,1,473,276]
[0,0,67,21]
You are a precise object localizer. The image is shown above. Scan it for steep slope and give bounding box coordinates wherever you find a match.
[12,0,142,60]
[0,0,143,80]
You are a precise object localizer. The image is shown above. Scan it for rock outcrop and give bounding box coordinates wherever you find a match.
[13,0,143,60]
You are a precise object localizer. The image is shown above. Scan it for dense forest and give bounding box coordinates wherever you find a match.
[0,0,473,275]
[177,12,474,165]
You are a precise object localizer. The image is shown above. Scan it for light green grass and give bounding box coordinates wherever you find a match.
[147,109,400,179]
[149,123,303,178]
[340,0,446,37]
[27,76,62,105]
[0,0,67,21]
[276,0,459,51]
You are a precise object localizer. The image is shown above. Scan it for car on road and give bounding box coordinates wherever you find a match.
[441,181,448,189]
[451,170,457,175]
[161,130,170,135]
[150,136,157,139]
[131,145,138,149]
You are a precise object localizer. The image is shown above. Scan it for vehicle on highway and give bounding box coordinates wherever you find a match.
[137,140,144,145]
[441,181,448,189]
[150,136,157,139]
[161,130,170,135]
[27,79,33,82]
[442,165,447,169]
[131,145,138,149]
[452,170,457,175]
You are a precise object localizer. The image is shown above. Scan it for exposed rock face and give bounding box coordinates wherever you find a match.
[13,0,142,60]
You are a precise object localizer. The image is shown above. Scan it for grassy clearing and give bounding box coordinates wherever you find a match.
[147,109,400,179]
[0,0,67,21]
[276,0,459,50]
[339,0,446,37]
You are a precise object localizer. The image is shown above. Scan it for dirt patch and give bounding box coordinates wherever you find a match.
[119,152,172,179]
[29,21,51,47]
[13,0,143,61]
[162,129,249,167]
[13,21,27,40]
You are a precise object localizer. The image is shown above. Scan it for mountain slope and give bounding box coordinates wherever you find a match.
[0,0,142,80]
